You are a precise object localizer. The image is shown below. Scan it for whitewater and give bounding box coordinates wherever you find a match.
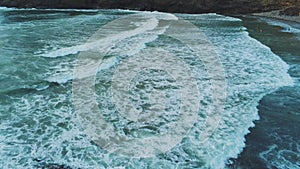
[0,8,294,169]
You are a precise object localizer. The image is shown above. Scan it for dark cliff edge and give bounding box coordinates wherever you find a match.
[0,0,299,14]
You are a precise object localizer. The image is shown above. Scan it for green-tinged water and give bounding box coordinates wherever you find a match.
[0,8,298,169]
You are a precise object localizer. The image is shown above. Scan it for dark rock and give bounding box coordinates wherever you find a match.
[0,0,299,14]
[280,6,300,16]
[33,158,74,169]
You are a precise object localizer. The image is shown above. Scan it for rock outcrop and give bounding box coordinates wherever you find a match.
[280,6,300,16]
[0,0,299,14]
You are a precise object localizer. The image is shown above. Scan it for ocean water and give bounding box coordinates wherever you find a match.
[230,16,300,169]
[0,7,298,169]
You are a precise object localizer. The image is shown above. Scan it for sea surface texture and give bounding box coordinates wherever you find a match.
[0,7,298,169]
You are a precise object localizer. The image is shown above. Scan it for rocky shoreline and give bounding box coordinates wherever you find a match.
[252,7,300,23]
[0,0,299,14]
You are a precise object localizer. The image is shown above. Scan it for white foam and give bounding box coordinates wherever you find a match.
[61,12,293,168]
[145,11,178,20]
[177,13,293,169]
[0,7,12,11]
[42,8,100,12]
[0,10,294,169]
[93,13,292,169]
[177,13,242,22]
[43,12,174,85]
[47,73,73,84]
[0,7,100,12]
[261,18,300,34]
[41,14,159,58]
[259,144,300,169]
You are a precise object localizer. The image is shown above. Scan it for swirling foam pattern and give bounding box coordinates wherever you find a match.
[0,9,293,169]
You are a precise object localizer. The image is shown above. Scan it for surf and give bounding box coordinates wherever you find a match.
[0,9,294,169]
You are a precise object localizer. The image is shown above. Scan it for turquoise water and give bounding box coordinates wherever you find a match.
[0,7,298,168]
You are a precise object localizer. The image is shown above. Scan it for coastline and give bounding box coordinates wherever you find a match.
[252,10,300,23]
[0,6,299,169]
[0,0,299,15]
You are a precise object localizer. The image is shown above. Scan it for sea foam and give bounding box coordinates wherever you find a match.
[0,10,293,169]
[72,12,293,168]
[259,17,300,34]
